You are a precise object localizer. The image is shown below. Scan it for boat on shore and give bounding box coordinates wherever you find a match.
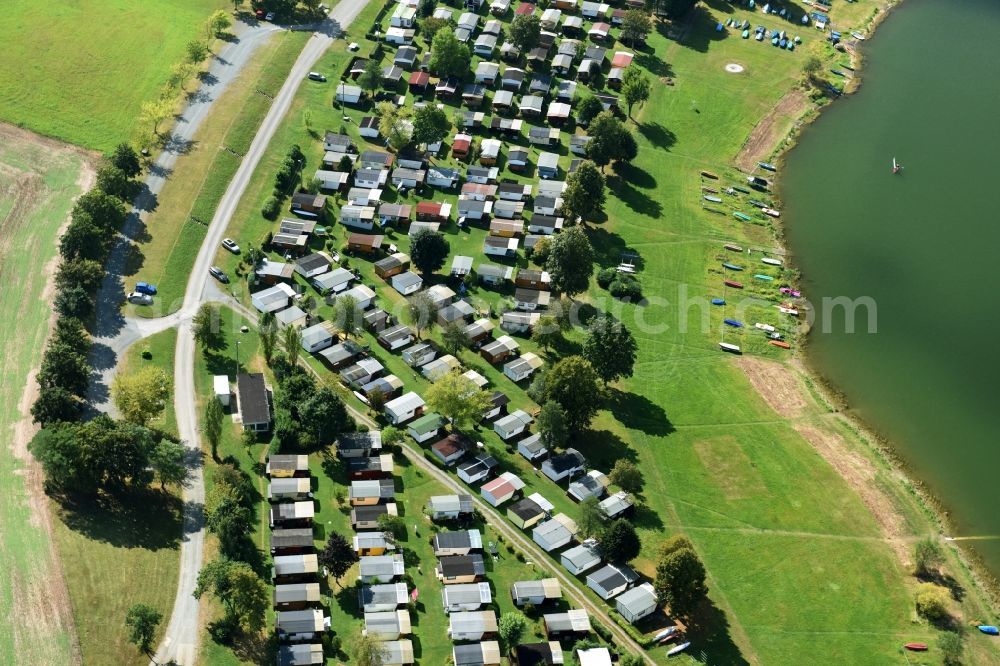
[724,280,743,288]
[780,287,802,297]
[653,626,679,643]
[667,642,691,657]
[759,161,777,171]
[978,625,999,635]
[761,207,781,218]
[903,643,928,652]
[724,243,743,252]
[733,185,751,194]
[711,298,725,306]
[701,186,719,193]
[769,340,791,349]
[755,323,776,332]
[754,274,774,281]
[892,157,903,174]
[718,342,741,354]
[722,263,744,271]
[734,212,752,221]
[762,257,783,266]
[724,319,743,327]
[704,195,723,203]
[778,306,799,316]
[701,170,719,179]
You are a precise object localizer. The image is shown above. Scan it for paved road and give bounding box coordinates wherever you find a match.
[153,4,370,664]
[87,20,283,414]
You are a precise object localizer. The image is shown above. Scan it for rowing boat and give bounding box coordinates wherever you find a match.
[701,170,719,179]
[769,340,791,349]
[978,625,999,635]
[761,207,781,218]
[704,195,722,203]
[734,212,752,221]
[724,280,743,288]
[754,274,774,281]
[778,306,799,316]
[755,323,776,332]
[724,243,743,252]
[722,263,744,271]
[724,319,743,328]
[779,287,801,297]
[711,298,725,306]
[758,162,777,171]
[667,642,691,657]
[653,626,679,642]
[904,643,928,652]
[762,257,783,266]
[718,342,741,354]
[701,186,719,193]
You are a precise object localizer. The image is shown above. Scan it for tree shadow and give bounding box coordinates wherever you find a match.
[684,597,751,665]
[571,429,637,469]
[917,571,967,603]
[634,52,674,79]
[607,388,675,437]
[198,71,220,86]
[678,6,730,53]
[612,161,657,190]
[632,503,665,531]
[636,121,677,151]
[585,226,644,271]
[611,176,662,218]
[229,629,277,665]
[55,488,184,551]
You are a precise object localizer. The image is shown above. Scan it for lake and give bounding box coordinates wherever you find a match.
[780,0,1000,575]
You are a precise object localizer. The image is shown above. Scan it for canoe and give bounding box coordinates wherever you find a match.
[704,207,724,214]
[978,625,1000,635]
[761,207,781,218]
[778,306,799,316]
[749,199,768,207]
[904,643,928,652]
[724,280,743,289]
[711,298,726,306]
[667,642,691,657]
[722,263,744,271]
[653,626,679,642]
[724,319,743,328]
[724,243,743,252]
[733,185,751,194]
[701,170,719,179]
[762,257,783,266]
[769,340,791,349]
[852,31,866,40]
[701,186,719,193]
[703,195,722,203]
[779,287,802,297]
[734,212,752,221]
[758,162,777,171]
[754,274,774,281]
[755,323,776,332]
[718,343,741,354]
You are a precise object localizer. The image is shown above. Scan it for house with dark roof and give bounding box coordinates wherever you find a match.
[586,563,639,600]
[542,448,587,482]
[457,453,499,484]
[437,554,487,584]
[433,529,484,556]
[507,493,553,529]
[453,641,501,666]
[431,433,472,467]
[515,642,564,666]
[237,373,271,432]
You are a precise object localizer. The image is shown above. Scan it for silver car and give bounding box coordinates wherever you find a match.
[127,291,153,306]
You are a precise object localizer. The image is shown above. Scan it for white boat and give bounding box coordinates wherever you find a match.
[719,342,742,353]
[653,626,679,642]
[762,257,783,266]
[852,31,866,40]
[778,307,799,316]
[755,323,776,332]
[667,642,691,657]
[761,207,781,218]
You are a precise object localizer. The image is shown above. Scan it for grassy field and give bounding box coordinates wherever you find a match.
[0,126,90,665]
[204,0,997,664]
[127,30,312,317]
[0,0,229,152]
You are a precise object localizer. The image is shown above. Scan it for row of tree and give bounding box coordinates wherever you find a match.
[262,144,307,219]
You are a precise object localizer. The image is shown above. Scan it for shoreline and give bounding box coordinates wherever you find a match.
[748,0,1000,611]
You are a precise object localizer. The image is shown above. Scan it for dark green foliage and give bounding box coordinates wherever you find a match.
[654,546,707,619]
[596,267,616,288]
[600,519,641,562]
[318,532,358,583]
[609,275,642,300]
[110,143,142,178]
[30,385,80,425]
[536,356,603,433]
[583,315,638,385]
[261,195,281,220]
[577,96,604,125]
[545,227,595,297]
[54,284,96,320]
[409,228,450,276]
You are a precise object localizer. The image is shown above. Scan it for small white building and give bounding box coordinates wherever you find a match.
[251,282,296,313]
[300,322,336,353]
[615,583,658,624]
[503,352,544,382]
[384,392,425,425]
[493,409,533,440]
[532,513,577,552]
[391,271,424,296]
[213,375,231,407]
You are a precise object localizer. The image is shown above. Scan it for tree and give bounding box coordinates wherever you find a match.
[186,39,210,63]
[545,226,595,297]
[601,519,641,562]
[621,9,653,46]
[29,424,93,493]
[803,56,823,78]
[914,538,944,577]
[586,111,637,169]
[54,284,95,319]
[204,396,224,460]
[376,101,412,150]
[561,161,606,224]
[914,583,950,622]
[577,496,606,539]
[74,189,127,231]
[583,315,638,385]
[151,438,189,489]
[654,547,707,619]
[139,98,175,136]
[31,386,80,425]
[421,16,450,44]
[410,228,450,276]
[318,533,358,585]
[299,387,350,446]
[110,143,142,178]
[406,291,436,339]
[353,631,387,666]
[425,371,493,428]
[56,258,105,292]
[659,534,694,560]
[577,95,604,126]
[411,105,451,147]
[531,315,563,351]
[509,13,541,53]
[194,559,269,632]
[648,0,697,19]
[358,58,383,94]
[440,320,469,355]
[124,603,162,655]
[259,312,279,364]
[283,324,302,366]
[38,342,90,396]
[621,68,652,118]
[428,29,470,78]
[112,366,171,427]
[207,9,232,38]
[193,303,222,348]
[939,632,964,666]
[332,294,361,337]
[60,214,111,262]
[205,479,254,559]
[537,356,602,433]
[377,513,407,540]
[51,316,91,357]
[608,459,643,493]
[96,164,133,200]
[536,401,568,450]
[382,425,406,449]
[497,612,527,655]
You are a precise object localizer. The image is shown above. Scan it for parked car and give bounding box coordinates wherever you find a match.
[221,238,240,254]
[308,71,327,82]
[265,11,275,21]
[209,266,229,283]
[135,281,157,295]
[127,292,153,306]
[255,8,265,19]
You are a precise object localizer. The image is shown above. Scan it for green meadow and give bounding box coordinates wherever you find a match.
[0,0,227,151]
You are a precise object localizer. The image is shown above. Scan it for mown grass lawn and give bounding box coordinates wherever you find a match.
[119,327,180,436]
[0,0,228,152]
[206,0,975,663]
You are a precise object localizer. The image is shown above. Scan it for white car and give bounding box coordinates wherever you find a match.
[265,11,275,21]
[221,238,240,254]
[127,292,153,306]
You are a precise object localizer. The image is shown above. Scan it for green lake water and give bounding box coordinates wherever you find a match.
[780,0,1000,574]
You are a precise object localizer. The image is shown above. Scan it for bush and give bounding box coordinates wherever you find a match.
[261,196,281,220]
[596,267,616,288]
[532,236,552,265]
[609,275,642,300]
[914,583,950,622]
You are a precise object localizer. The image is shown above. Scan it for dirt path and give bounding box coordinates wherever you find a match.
[734,89,809,171]
[1,125,95,665]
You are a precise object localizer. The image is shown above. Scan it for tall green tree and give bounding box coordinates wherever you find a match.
[914,538,944,577]
[151,439,189,489]
[56,258,105,292]
[409,228,450,276]
[531,315,563,351]
[440,320,469,355]
[425,371,493,428]
[376,101,412,150]
[509,13,541,52]
[283,324,302,366]
[259,311,278,364]
[31,386,80,425]
[621,10,653,47]
[51,316,91,357]
[537,356,602,433]
[299,387,350,446]
[38,341,90,396]
[497,612,527,656]
[186,39,210,63]
[194,559,269,632]
[600,519,641,562]
[583,315,638,385]
[318,532,358,585]
[586,111,638,169]
[206,9,232,38]
[561,161,606,224]
[112,366,172,427]
[205,478,254,559]
[420,16,450,44]
[358,59,383,94]
[54,284,96,319]
[353,631,387,666]
[110,143,142,178]
[428,29,471,78]
[96,164,133,200]
[74,189,127,231]
[204,396,224,460]
[621,68,652,118]
[411,105,451,147]
[536,401,568,450]
[608,459,643,493]
[577,95,604,125]
[124,603,162,656]
[406,291,436,339]
[545,226,595,297]
[332,294,361,338]
[577,495,606,539]
[654,546,707,619]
